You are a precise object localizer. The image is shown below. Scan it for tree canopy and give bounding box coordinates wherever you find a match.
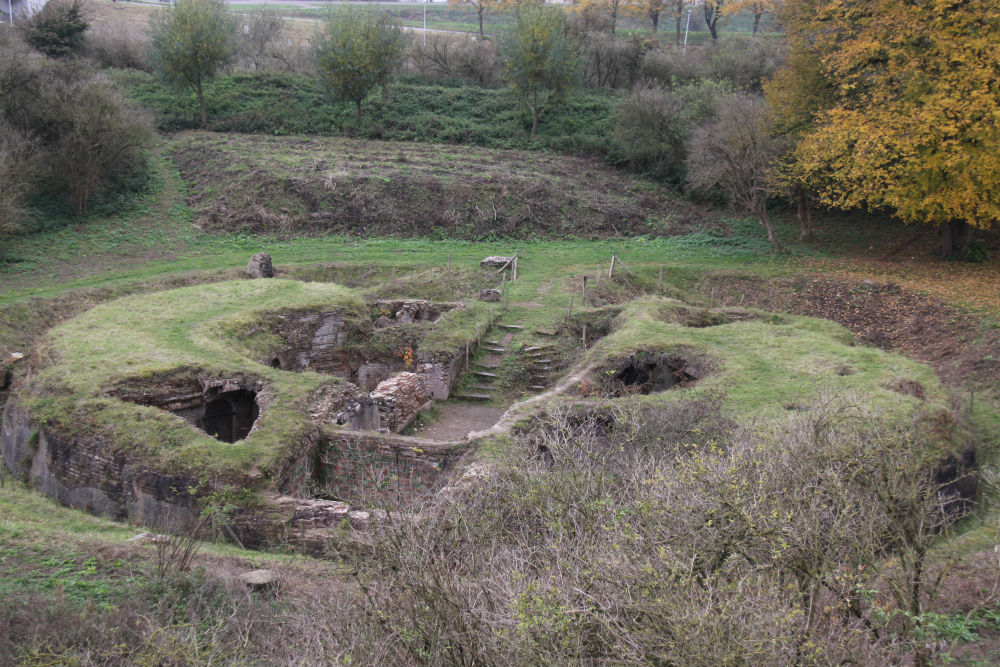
[311,7,406,127]
[149,0,238,129]
[499,6,580,141]
[772,0,1000,255]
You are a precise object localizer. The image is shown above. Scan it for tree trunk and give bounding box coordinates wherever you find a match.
[704,6,719,41]
[610,4,617,34]
[753,11,762,35]
[530,89,539,141]
[355,99,362,130]
[941,220,972,259]
[757,205,784,254]
[650,10,659,32]
[478,9,484,38]
[675,12,682,46]
[796,187,813,242]
[196,77,207,130]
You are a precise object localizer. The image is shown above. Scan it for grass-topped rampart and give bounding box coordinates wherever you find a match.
[577,297,949,421]
[168,131,696,240]
[23,280,367,477]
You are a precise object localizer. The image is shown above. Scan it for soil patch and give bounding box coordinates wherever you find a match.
[410,403,506,441]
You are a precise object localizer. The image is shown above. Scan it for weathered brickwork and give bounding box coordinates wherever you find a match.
[316,432,463,505]
[371,372,432,433]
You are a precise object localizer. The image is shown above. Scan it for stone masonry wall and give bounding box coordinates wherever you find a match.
[316,432,463,505]
[1,399,197,527]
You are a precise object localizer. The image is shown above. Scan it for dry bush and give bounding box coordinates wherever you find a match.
[579,31,649,90]
[704,34,787,93]
[85,19,152,72]
[0,34,152,215]
[235,11,288,72]
[0,393,982,665]
[686,92,786,251]
[612,79,732,184]
[639,45,702,87]
[408,33,499,87]
[338,393,977,665]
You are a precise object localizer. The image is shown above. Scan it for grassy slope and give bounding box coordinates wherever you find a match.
[167,131,694,240]
[114,68,618,153]
[2,144,999,667]
[1,4,997,660]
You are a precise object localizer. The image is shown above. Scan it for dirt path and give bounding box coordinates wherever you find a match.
[411,403,506,442]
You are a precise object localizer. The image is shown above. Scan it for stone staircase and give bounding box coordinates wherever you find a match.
[453,324,557,401]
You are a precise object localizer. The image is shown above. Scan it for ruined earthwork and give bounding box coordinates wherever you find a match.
[1,259,961,552]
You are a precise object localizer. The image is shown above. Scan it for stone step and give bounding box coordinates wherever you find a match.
[529,385,546,391]
[475,362,500,369]
[456,393,492,401]
[498,324,525,330]
[525,345,552,352]
[484,347,506,353]
[533,358,554,364]
[535,328,558,336]
[484,340,501,346]
[473,371,498,378]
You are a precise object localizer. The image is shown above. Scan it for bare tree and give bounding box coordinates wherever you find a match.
[687,93,786,252]
[0,122,40,242]
[40,71,153,215]
[237,10,286,71]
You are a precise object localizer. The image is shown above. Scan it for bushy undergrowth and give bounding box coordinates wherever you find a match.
[115,69,615,155]
[0,31,152,241]
[347,394,977,666]
[2,393,982,666]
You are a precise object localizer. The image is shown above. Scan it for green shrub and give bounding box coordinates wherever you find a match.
[0,34,152,221]
[640,46,703,88]
[311,6,407,126]
[964,238,991,263]
[115,69,617,156]
[611,79,732,184]
[23,0,89,58]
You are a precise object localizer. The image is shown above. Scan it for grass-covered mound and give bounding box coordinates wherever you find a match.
[19,278,482,478]
[24,280,362,477]
[168,131,702,240]
[572,297,949,424]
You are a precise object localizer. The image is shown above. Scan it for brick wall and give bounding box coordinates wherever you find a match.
[315,432,465,506]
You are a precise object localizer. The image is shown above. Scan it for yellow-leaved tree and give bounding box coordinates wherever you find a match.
[774,0,1000,257]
